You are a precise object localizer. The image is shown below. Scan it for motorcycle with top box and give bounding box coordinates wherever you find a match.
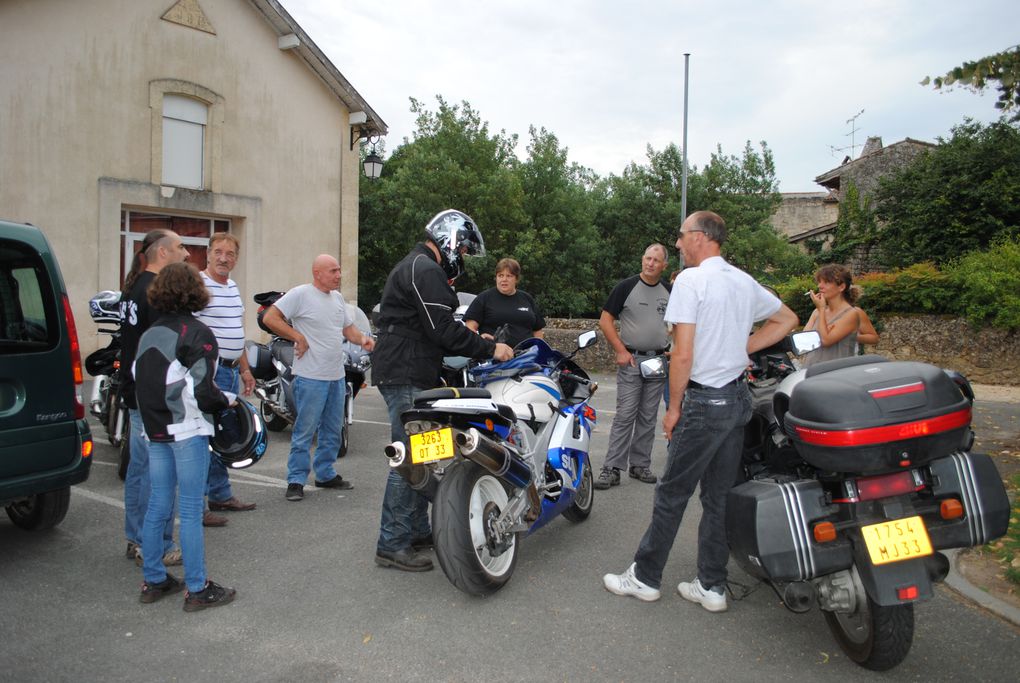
[642,333,1009,671]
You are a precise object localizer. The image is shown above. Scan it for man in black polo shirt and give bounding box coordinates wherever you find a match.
[594,243,671,489]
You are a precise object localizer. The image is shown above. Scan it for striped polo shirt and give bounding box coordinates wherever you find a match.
[195,271,246,361]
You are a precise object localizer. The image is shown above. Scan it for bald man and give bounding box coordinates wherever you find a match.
[262,254,375,501]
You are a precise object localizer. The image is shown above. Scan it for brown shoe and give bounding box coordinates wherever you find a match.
[208,497,256,512]
[202,510,228,527]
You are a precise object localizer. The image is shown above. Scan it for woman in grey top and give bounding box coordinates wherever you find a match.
[801,264,861,368]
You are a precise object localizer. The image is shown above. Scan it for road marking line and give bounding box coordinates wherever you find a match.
[72,487,125,509]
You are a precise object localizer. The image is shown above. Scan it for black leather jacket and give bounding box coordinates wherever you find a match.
[372,243,495,388]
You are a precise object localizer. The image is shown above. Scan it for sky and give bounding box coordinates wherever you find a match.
[281,0,1019,192]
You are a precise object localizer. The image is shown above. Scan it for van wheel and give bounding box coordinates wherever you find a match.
[6,488,71,531]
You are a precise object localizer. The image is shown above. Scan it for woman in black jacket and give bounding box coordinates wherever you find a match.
[134,263,237,611]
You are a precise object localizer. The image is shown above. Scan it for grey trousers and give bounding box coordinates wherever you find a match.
[603,362,667,471]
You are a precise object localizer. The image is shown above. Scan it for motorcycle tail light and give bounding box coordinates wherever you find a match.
[897,586,919,601]
[793,408,971,446]
[855,470,923,502]
[940,498,964,520]
[813,521,837,543]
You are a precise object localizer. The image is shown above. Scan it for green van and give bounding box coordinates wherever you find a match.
[0,219,92,530]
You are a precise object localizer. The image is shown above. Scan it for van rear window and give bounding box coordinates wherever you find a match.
[0,240,58,354]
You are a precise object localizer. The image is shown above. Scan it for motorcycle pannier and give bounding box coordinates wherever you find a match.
[784,361,971,474]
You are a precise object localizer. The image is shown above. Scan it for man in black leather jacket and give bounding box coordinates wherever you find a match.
[373,210,513,572]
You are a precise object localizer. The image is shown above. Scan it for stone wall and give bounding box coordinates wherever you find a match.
[543,315,1020,385]
[771,192,838,239]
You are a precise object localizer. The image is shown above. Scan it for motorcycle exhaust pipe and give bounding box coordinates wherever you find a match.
[925,551,951,584]
[455,428,533,490]
[780,581,816,613]
[384,441,439,499]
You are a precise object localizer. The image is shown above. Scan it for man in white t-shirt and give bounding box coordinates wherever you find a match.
[603,210,798,612]
[194,233,258,525]
[262,254,375,501]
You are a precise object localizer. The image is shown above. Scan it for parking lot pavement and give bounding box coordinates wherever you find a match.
[2,379,1019,681]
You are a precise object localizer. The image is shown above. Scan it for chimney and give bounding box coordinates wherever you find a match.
[860,136,883,157]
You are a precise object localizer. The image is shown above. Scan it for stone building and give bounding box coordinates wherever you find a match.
[0,0,385,352]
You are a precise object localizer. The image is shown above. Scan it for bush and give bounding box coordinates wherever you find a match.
[948,236,1020,329]
[855,263,958,314]
[775,275,816,324]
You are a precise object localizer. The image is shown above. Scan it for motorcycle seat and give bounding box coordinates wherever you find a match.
[414,387,492,407]
[270,339,294,366]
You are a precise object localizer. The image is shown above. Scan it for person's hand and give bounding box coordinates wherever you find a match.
[361,336,375,352]
[808,290,825,310]
[240,369,255,396]
[480,333,494,341]
[663,403,682,441]
[293,333,309,358]
[615,349,635,368]
[493,343,514,362]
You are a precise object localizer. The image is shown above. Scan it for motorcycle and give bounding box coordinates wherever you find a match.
[640,332,1010,670]
[247,291,372,458]
[84,290,130,480]
[385,331,599,596]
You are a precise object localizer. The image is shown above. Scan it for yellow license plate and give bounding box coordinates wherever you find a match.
[409,428,455,464]
[861,515,933,565]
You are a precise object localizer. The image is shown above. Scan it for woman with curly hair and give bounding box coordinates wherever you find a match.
[133,262,237,611]
[801,264,861,368]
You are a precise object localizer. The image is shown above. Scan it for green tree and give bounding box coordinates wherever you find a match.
[924,45,1020,121]
[698,141,812,282]
[873,119,1020,268]
[357,97,527,309]
[827,179,880,266]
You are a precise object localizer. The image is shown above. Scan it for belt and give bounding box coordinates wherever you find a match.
[625,346,669,356]
[219,357,242,369]
[687,376,745,391]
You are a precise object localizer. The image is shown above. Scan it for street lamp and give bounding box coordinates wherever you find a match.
[363,150,384,180]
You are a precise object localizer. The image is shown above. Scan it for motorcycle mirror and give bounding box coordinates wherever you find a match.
[577,330,597,350]
[789,330,822,355]
[638,355,668,379]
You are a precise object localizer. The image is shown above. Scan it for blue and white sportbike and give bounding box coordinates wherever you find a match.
[385,331,599,596]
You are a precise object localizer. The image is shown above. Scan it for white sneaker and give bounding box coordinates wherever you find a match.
[603,563,661,602]
[677,578,727,612]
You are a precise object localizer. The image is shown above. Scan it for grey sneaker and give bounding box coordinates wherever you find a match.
[133,547,183,568]
[603,563,661,602]
[677,578,728,612]
[628,466,657,484]
[593,467,620,490]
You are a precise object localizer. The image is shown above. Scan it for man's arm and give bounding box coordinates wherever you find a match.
[599,311,633,368]
[746,304,799,355]
[662,322,694,439]
[342,324,375,352]
[261,305,309,358]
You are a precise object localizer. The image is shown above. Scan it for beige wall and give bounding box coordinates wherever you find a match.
[771,193,838,240]
[0,0,364,354]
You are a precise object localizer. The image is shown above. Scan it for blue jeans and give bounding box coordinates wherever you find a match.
[124,409,175,553]
[376,384,431,553]
[287,376,345,485]
[207,364,238,502]
[633,382,751,590]
[144,437,209,592]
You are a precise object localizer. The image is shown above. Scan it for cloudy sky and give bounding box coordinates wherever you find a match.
[282,0,1018,191]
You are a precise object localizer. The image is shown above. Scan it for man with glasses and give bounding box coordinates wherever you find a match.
[594,243,672,490]
[194,233,257,525]
[603,211,798,613]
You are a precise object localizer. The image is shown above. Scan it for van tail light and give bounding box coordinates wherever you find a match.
[62,294,85,419]
[82,438,93,459]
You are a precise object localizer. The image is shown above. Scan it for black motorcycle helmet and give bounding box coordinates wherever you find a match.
[210,398,268,469]
[424,209,485,281]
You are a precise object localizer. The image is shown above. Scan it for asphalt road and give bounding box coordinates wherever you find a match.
[2,376,1018,682]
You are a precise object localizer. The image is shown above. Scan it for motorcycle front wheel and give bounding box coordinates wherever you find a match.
[561,458,594,522]
[433,461,519,596]
[824,595,914,671]
[337,421,349,459]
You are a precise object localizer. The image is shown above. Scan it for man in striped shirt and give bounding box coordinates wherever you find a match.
[195,233,257,524]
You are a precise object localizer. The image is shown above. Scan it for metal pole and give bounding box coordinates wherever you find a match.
[680,53,690,220]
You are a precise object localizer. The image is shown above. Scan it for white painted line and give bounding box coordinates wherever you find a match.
[72,487,125,509]
[354,419,392,427]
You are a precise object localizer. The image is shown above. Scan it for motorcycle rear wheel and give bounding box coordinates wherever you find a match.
[260,398,289,432]
[433,461,519,596]
[117,418,130,481]
[561,459,594,522]
[824,595,914,671]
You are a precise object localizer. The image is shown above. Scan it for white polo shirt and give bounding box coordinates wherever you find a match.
[664,256,781,388]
